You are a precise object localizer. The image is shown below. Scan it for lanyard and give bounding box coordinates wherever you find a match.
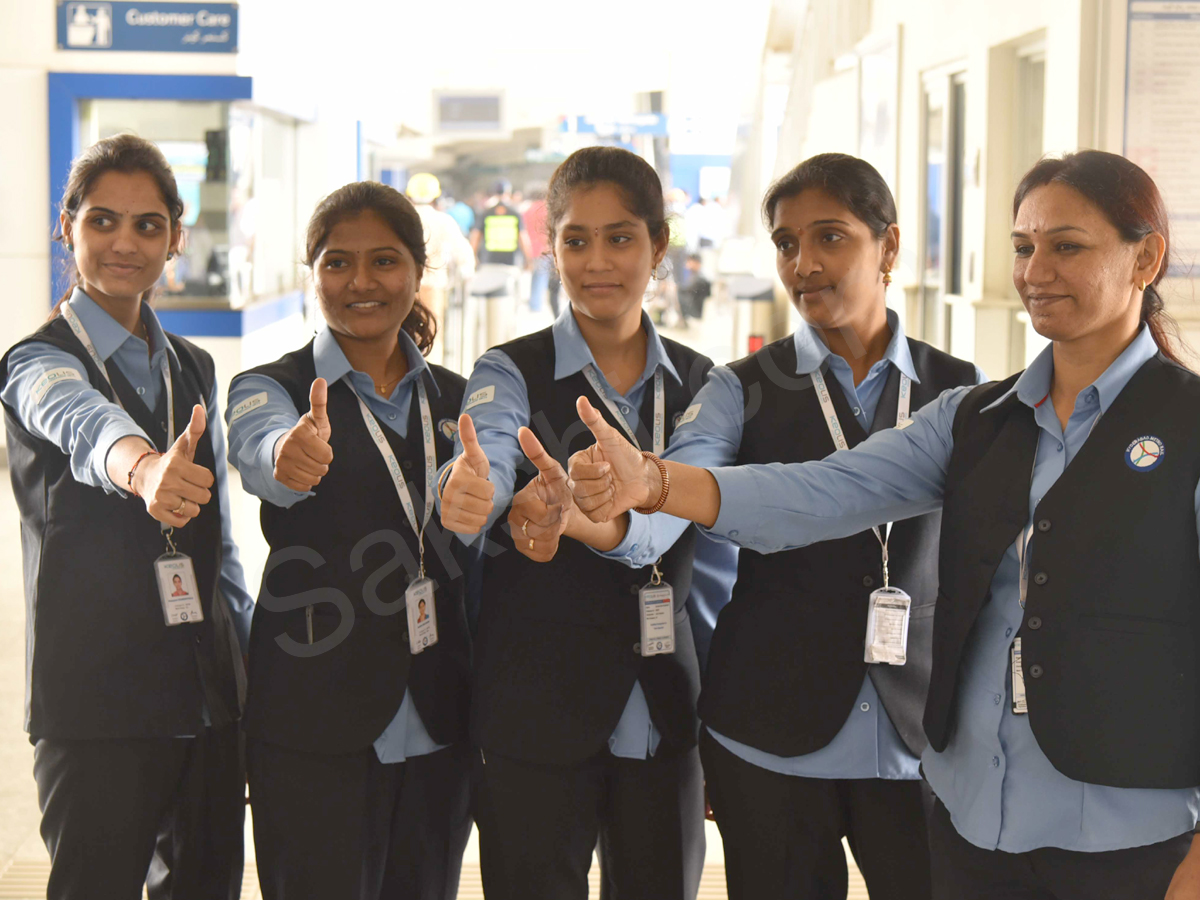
[353,377,437,577]
[63,301,178,539]
[581,365,665,455]
[62,301,175,446]
[809,365,911,587]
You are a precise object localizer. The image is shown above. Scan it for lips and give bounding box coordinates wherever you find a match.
[346,300,387,309]
[103,262,142,275]
[796,285,834,301]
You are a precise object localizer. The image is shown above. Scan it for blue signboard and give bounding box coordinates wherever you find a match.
[56,2,237,53]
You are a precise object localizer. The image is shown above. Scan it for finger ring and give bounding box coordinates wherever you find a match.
[171,500,187,516]
[521,518,530,538]
[528,538,535,551]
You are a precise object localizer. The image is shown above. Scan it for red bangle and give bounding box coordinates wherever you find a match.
[633,452,670,515]
[127,450,160,496]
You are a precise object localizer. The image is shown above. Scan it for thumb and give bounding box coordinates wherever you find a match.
[458,413,490,477]
[576,396,624,452]
[176,403,206,460]
[518,426,567,485]
[308,378,330,431]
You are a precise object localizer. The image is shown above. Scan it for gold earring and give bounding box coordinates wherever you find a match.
[1139,279,1147,292]
[882,269,893,287]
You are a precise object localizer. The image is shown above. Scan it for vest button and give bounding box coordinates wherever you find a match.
[633,642,641,654]
[1027,616,1042,630]
[1037,519,1051,532]
[863,576,875,588]
[1029,664,1043,678]
[161,422,169,432]
[1033,572,1048,586]
[194,634,202,644]
[401,630,408,643]
[630,584,641,595]
[402,460,413,471]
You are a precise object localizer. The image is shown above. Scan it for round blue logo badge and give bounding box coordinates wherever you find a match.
[439,418,459,442]
[1125,435,1165,472]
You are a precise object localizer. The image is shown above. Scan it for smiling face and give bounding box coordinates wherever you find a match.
[313,210,422,343]
[1011,182,1162,344]
[61,169,180,306]
[770,189,897,331]
[552,183,666,326]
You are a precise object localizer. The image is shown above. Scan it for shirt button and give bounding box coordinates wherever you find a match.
[860,702,870,712]
[388,413,397,420]
[1037,519,1051,532]
[1028,616,1042,630]
[1033,572,1049,586]
[1029,664,1044,678]
[1057,443,1064,452]
[161,422,168,433]
[136,386,146,396]
[994,694,1002,705]
[620,406,630,414]
[992,756,1000,768]
[852,407,862,417]
[729,530,739,537]
[194,635,202,644]
[631,544,639,553]
[863,576,875,588]
[1005,627,1013,638]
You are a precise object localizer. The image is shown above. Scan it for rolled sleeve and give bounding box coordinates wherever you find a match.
[2,341,150,494]
[226,373,311,509]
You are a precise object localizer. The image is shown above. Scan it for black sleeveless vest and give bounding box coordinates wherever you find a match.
[1,316,239,739]
[472,327,712,765]
[240,343,472,754]
[934,355,1200,789]
[701,335,978,758]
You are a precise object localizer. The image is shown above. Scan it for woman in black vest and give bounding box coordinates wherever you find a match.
[569,151,1200,900]
[225,183,472,900]
[558,153,981,900]
[438,146,709,900]
[0,134,250,899]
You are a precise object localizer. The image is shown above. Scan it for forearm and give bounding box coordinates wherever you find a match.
[657,460,721,528]
[105,434,159,494]
[565,511,629,552]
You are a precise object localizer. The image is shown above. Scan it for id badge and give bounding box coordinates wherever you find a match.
[405,577,438,655]
[1011,637,1028,715]
[639,583,675,657]
[864,586,911,665]
[155,553,204,627]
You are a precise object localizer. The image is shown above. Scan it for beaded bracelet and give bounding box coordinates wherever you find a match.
[127,450,160,497]
[633,451,670,515]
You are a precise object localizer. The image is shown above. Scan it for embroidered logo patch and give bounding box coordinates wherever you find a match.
[228,391,268,424]
[31,367,83,404]
[674,403,702,429]
[463,385,495,412]
[439,418,459,442]
[1125,435,1165,472]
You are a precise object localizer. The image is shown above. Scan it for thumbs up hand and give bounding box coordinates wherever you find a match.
[439,414,496,535]
[133,403,216,526]
[509,427,574,562]
[273,378,335,493]
[568,396,656,523]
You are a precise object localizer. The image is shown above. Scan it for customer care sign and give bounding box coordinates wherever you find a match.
[57,2,238,52]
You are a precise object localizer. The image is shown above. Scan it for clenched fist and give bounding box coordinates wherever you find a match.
[273,378,334,493]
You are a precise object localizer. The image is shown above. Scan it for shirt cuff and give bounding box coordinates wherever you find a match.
[705,466,766,549]
[98,424,155,496]
[257,426,311,507]
[591,512,650,567]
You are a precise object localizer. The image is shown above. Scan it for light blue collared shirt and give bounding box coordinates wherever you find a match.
[703,325,1200,852]
[603,310,985,779]
[438,306,696,759]
[2,289,254,654]
[226,325,447,765]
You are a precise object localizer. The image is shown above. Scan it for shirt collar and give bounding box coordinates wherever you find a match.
[982,324,1159,415]
[791,307,920,383]
[551,306,682,387]
[68,287,169,363]
[313,325,440,398]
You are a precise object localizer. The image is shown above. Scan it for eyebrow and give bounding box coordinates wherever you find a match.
[561,220,640,232]
[322,246,402,254]
[771,219,853,239]
[88,207,168,221]
[1011,225,1090,238]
